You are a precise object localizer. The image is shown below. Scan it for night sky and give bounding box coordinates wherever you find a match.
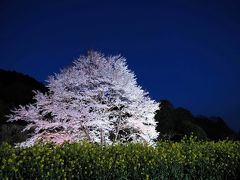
[0,0,240,131]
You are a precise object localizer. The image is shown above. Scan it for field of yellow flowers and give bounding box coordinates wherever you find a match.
[0,136,239,179]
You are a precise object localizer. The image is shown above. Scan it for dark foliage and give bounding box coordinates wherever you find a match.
[0,69,48,144]
[155,99,238,141]
[193,116,237,140]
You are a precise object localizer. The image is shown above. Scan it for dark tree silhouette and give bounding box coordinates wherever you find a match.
[0,69,48,144]
[155,99,237,141]
[193,116,237,140]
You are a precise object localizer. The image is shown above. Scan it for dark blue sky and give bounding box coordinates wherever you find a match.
[0,0,240,131]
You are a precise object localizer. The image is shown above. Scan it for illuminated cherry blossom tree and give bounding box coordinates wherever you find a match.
[8,51,158,147]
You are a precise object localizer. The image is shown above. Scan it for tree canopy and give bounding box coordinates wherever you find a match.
[7,51,158,147]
